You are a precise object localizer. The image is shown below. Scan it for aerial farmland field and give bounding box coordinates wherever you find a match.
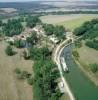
[0,41,33,100]
[40,14,98,31]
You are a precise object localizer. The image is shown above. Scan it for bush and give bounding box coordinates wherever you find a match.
[14,68,21,74]
[72,50,79,59]
[75,41,82,48]
[27,77,33,85]
[14,68,31,80]
[5,45,14,56]
[14,39,25,48]
[89,64,98,73]
[23,50,30,60]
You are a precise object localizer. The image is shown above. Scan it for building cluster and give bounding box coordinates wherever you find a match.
[6,25,73,45]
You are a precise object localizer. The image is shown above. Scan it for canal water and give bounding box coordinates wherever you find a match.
[61,44,98,100]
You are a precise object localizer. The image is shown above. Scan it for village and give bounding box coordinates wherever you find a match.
[5,24,73,49]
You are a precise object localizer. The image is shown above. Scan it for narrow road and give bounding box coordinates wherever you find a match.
[53,39,75,100]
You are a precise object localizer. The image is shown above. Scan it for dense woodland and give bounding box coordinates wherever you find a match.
[3,19,23,36]
[43,24,66,39]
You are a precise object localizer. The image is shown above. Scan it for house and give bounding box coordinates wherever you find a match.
[33,25,45,36]
[58,81,65,93]
[6,37,15,43]
[66,32,73,40]
[49,35,60,44]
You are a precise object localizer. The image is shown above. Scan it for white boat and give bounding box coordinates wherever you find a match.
[60,57,69,72]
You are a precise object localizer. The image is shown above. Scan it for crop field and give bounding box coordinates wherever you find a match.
[40,14,98,31]
[0,41,33,100]
[0,8,17,13]
[77,42,98,85]
[77,44,98,66]
[40,14,82,24]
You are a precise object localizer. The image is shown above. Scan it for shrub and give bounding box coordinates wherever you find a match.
[14,68,31,80]
[14,39,25,48]
[89,64,98,73]
[27,77,33,85]
[72,50,79,59]
[14,68,21,74]
[23,50,30,60]
[5,45,14,56]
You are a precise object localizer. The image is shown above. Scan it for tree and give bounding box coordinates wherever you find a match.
[0,20,2,26]
[26,32,38,45]
[33,59,60,100]
[89,64,98,73]
[43,24,54,35]
[72,50,79,59]
[26,16,41,28]
[43,24,65,39]
[14,39,25,48]
[5,45,14,56]
[3,19,23,36]
[29,47,51,60]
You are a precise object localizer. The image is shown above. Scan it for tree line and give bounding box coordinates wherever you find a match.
[43,24,66,40]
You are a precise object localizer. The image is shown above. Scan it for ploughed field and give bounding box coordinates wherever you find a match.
[0,41,33,100]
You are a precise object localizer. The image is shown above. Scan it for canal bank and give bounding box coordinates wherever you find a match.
[61,44,98,100]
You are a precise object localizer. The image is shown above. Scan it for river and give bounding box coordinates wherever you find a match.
[61,44,98,100]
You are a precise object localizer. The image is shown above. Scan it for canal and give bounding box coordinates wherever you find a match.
[61,44,98,100]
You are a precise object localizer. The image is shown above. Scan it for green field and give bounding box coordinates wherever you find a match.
[57,15,98,31]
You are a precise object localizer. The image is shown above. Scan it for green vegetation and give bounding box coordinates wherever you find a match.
[85,40,98,50]
[0,20,3,27]
[26,16,41,28]
[5,45,15,56]
[2,15,64,100]
[30,47,51,60]
[74,19,98,37]
[75,41,82,48]
[33,60,60,100]
[89,64,98,73]
[23,50,30,60]
[28,45,60,100]
[3,19,23,36]
[14,68,31,80]
[72,50,79,60]
[26,32,38,45]
[27,77,33,85]
[43,24,66,39]
[74,18,98,50]
[14,39,25,48]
